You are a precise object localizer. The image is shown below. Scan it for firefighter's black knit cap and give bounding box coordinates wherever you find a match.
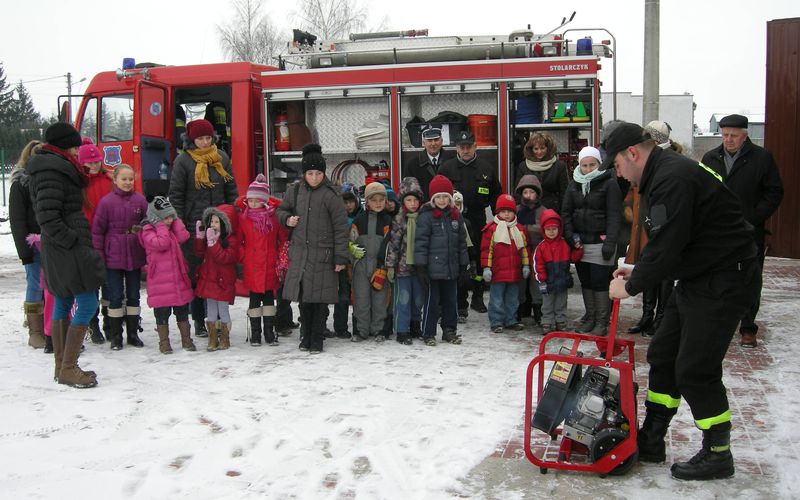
[45,122,82,150]
[301,143,326,173]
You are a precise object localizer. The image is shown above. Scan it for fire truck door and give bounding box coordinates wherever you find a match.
[135,81,170,197]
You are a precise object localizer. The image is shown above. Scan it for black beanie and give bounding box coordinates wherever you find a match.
[45,122,82,150]
[301,143,326,173]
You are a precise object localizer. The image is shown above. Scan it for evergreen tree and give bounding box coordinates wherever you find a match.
[0,62,16,126]
[10,82,40,127]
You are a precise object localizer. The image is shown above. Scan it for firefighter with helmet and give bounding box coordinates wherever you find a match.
[607,122,759,480]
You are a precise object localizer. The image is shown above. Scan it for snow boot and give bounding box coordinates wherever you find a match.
[100,301,111,341]
[156,324,173,354]
[670,427,734,480]
[219,322,231,350]
[637,410,674,463]
[88,315,105,345]
[50,319,68,381]
[108,308,125,351]
[470,282,488,313]
[59,324,98,388]
[442,328,462,345]
[591,291,611,336]
[629,287,656,333]
[248,308,262,346]
[263,305,278,345]
[25,301,46,349]
[206,321,219,352]
[177,320,196,351]
[194,319,208,338]
[125,307,144,347]
[577,288,596,333]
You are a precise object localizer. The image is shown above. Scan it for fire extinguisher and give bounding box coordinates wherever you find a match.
[274,110,290,151]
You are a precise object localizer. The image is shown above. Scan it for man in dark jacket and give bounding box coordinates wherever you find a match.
[607,122,759,481]
[701,114,784,348]
[439,130,501,314]
[402,126,454,200]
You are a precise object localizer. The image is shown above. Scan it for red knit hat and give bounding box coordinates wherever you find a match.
[186,119,215,141]
[495,194,517,213]
[428,174,453,201]
[78,137,103,166]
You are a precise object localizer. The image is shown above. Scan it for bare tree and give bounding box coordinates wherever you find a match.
[217,0,284,65]
[294,0,386,40]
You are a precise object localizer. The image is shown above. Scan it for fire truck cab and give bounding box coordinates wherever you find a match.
[74,61,274,197]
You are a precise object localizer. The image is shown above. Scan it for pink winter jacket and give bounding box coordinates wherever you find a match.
[138,219,195,308]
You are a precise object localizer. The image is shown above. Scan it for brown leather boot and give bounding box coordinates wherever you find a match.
[51,319,68,381]
[177,320,196,351]
[59,325,98,388]
[156,324,173,354]
[206,321,218,352]
[25,301,46,349]
[219,322,231,350]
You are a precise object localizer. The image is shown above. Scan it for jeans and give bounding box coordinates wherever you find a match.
[393,275,424,334]
[24,251,43,303]
[53,291,98,326]
[488,282,520,328]
[106,269,142,309]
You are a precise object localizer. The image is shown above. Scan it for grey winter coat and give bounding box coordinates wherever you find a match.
[25,149,106,297]
[277,179,349,304]
[168,143,238,227]
[414,204,469,280]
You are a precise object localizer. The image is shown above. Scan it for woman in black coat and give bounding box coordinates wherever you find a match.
[561,146,622,336]
[26,123,106,388]
[9,140,47,350]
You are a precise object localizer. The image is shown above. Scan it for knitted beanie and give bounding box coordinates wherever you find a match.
[363,181,387,200]
[495,193,517,213]
[301,143,326,173]
[428,174,453,201]
[186,119,215,141]
[147,196,177,221]
[45,122,82,150]
[247,173,270,204]
[78,137,103,165]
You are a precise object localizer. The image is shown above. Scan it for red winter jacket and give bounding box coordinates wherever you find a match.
[194,207,240,304]
[533,209,583,293]
[480,220,530,283]
[82,170,113,225]
[238,198,287,294]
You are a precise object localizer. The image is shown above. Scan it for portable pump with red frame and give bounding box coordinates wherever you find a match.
[524,300,639,477]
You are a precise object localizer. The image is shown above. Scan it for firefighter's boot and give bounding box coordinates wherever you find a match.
[177,320,196,351]
[577,289,595,333]
[125,306,144,347]
[629,287,656,334]
[637,411,673,463]
[670,427,734,480]
[206,321,219,352]
[156,324,173,354]
[25,301,46,349]
[59,325,98,388]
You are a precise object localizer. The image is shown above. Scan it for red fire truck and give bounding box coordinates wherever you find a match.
[73,23,613,198]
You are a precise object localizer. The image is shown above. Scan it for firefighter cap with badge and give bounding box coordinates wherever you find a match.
[599,122,651,170]
[455,130,475,146]
[421,124,442,140]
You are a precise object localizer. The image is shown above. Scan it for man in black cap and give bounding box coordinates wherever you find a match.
[606,122,759,481]
[439,130,501,316]
[402,125,454,200]
[701,114,783,348]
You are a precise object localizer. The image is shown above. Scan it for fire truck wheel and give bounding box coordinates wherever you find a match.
[589,428,638,476]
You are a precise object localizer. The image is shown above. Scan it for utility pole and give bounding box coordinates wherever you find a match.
[642,0,660,125]
[65,72,73,122]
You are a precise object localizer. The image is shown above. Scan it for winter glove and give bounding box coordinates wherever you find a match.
[129,224,142,235]
[348,241,365,260]
[206,228,219,247]
[482,268,492,283]
[387,267,395,283]
[522,265,531,279]
[415,265,429,288]
[601,241,616,261]
[538,283,549,295]
[25,233,41,250]
[370,268,387,290]
[572,233,582,247]
[195,220,205,239]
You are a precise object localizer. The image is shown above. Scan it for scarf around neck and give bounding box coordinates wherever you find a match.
[573,167,604,196]
[41,143,88,186]
[492,215,525,249]
[405,211,418,265]
[188,145,232,189]
[525,156,557,172]
[245,205,274,234]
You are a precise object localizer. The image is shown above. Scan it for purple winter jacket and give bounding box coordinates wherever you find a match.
[92,187,148,271]
[138,219,195,309]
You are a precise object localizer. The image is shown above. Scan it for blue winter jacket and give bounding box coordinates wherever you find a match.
[414,204,469,279]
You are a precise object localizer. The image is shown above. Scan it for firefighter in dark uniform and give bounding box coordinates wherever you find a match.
[701,114,784,348]
[439,130,501,315]
[402,125,454,201]
[607,122,759,481]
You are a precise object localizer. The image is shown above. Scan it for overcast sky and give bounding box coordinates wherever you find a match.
[2,0,796,131]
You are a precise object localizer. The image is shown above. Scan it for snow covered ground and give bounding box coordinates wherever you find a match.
[0,214,798,499]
